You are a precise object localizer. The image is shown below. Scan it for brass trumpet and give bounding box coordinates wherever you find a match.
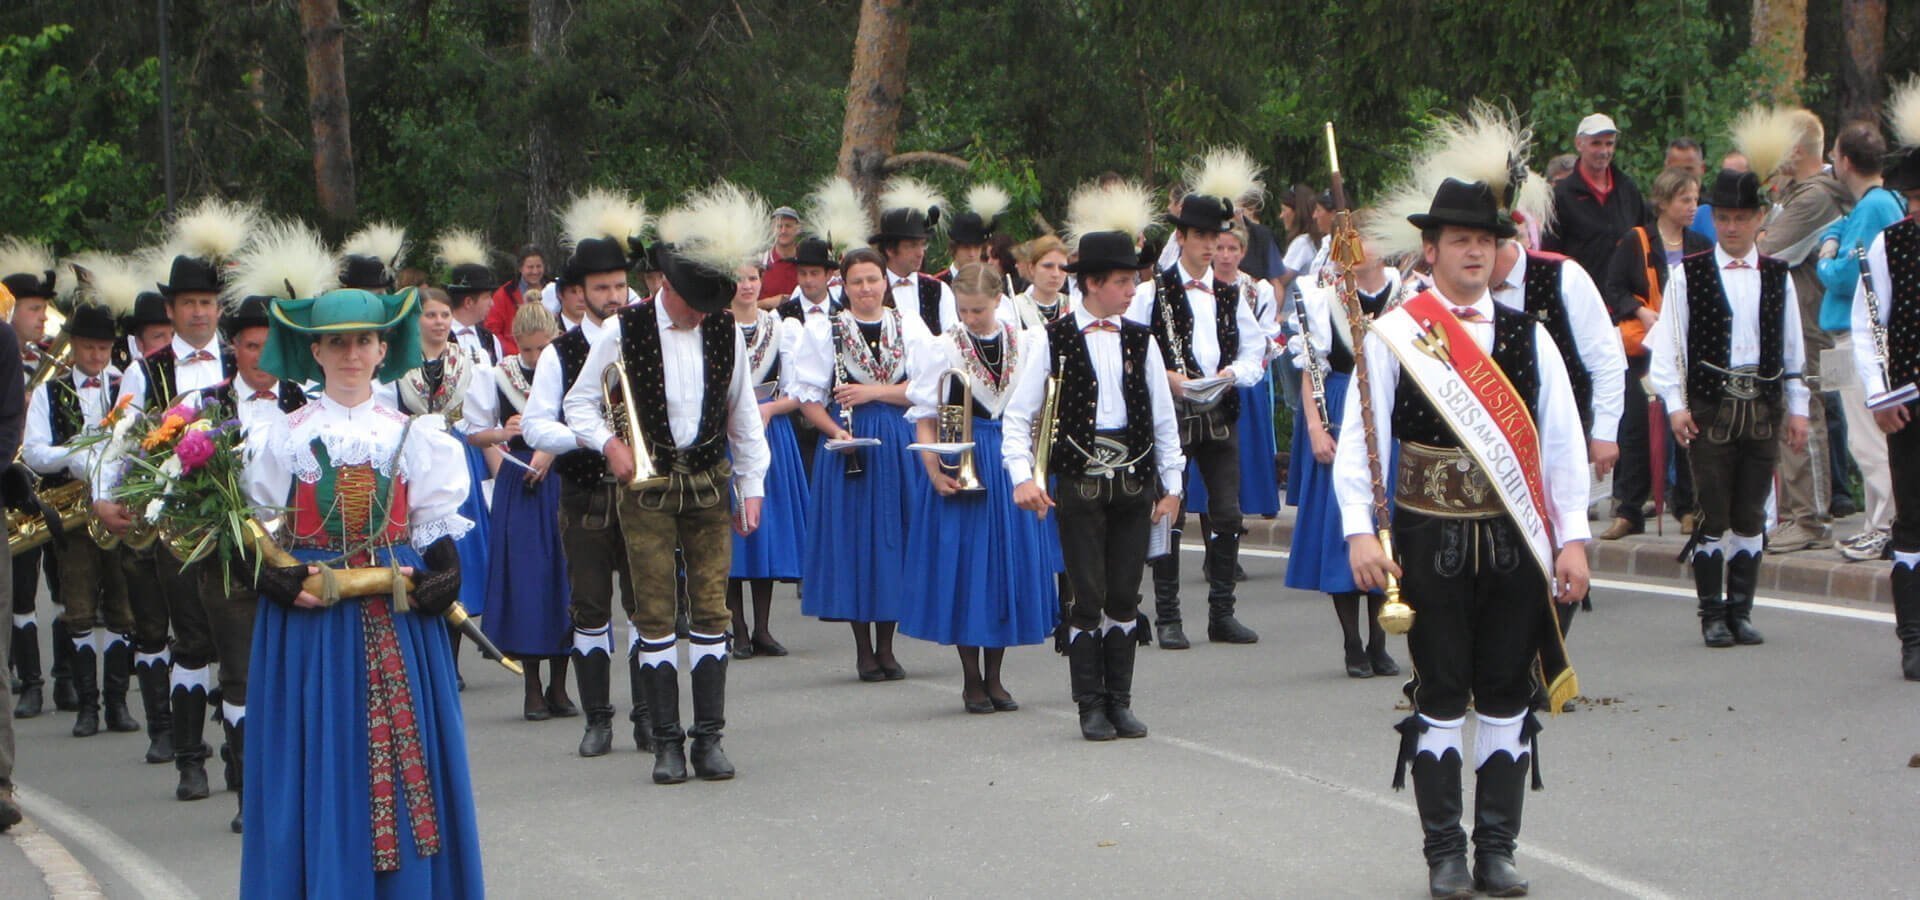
[6,479,92,555]
[601,356,669,491]
[933,368,984,493]
[1030,375,1061,485]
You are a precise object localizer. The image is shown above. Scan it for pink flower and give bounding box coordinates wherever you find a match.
[163,404,194,422]
[175,429,215,473]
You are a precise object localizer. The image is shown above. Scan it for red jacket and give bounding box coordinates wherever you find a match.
[486,281,527,355]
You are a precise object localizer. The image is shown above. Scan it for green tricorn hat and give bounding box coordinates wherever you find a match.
[261,287,422,386]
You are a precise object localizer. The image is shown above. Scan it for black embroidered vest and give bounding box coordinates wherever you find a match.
[1149,266,1242,419]
[1045,315,1156,480]
[1681,251,1789,408]
[1520,252,1592,430]
[141,345,237,412]
[1881,218,1920,391]
[1325,288,1390,376]
[549,326,608,487]
[618,304,736,474]
[1390,305,1540,448]
[41,374,114,487]
[915,276,944,333]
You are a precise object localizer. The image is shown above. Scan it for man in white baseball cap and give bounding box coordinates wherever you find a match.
[1544,111,1650,303]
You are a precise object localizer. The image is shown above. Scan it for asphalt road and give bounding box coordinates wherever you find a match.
[7,544,1919,898]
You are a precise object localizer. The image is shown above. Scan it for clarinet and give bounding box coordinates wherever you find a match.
[833,318,866,477]
[1855,244,1916,409]
[1290,285,1332,434]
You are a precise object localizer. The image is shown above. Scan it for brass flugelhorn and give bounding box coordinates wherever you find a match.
[933,368,984,493]
[602,356,669,491]
[7,479,90,555]
[1030,374,1061,487]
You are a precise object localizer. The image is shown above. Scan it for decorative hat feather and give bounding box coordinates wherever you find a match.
[558,187,650,249]
[1183,146,1266,205]
[878,175,947,224]
[62,253,142,317]
[1729,105,1802,180]
[339,222,408,270]
[433,229,493,271]
[0,237,56,282]
[1063,179,1160,246]
[805,176,873,253]
[164,196,260,263]
[1362,101,1552,258]
[131,244,177,291]
[655,181,774,277]
[963,183,1012,226]
[225,220,338,307]
[1887,75,1920,150]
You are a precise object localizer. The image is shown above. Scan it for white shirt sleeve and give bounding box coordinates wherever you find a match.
[521,344,582,455]
[1332,332,1398,537]
[1227,288,1268,386]
[1779,276,1810,418]
[1559,260,1628,441]
[20,384,67,478]
[722,328,771,499]
[563,320,624,454]
[1647,261,1690,412]
[1144,339,1186,497]
[400,418,475,550]
[1852,232,1893,398]
[1000,328,1051,487]
[937,280,959,334]
[1531,323,1594,544]
[463,367,501,432]
[243,424,292,516]
[784,315,833,405]
[1124,279,1156,327]
[775,317,804,398]
[904,333,957,422]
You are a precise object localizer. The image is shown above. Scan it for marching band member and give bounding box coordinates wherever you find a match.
[870,176,956,333]
[727,262,803,659]
[899,263,1055,713]
[943,185,1010,281]
[2,238,66,719]
[1003,235,1074,330]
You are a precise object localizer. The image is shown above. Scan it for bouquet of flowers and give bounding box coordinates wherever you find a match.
[102,396,269,584]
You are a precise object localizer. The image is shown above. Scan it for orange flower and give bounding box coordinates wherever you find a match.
[99,394,132,427]
[141,414,187,451]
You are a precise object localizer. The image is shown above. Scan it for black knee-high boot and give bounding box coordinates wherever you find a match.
[1412,748,1472,899]
[687,638,734,781]
[102,637,140,733]
[223,718,245,834]
[572,648,613,758]
[50,617,78,712]
[1066,630,1113,741]
[1894,564,1920,681]
[639,648,687,785]
[1693,551,1733,648]
[1472,747,1533,896]
[1100,623,1147,739]
[68,638,100,737]
[1725,545,1765,645]
[135,654,173,764]
[171,673,212,801]
[10,620,42,718]
[627,646,652,753]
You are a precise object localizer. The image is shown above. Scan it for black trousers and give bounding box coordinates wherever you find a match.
[9,545,57,617]
[1057,473,1152,631]
[152,553,252,701]
[1612,354,1652,525]
[1395,509,1548,721]
[1152,408,1241,622]
[1889,403,1920,554]
[118,546,171,654]
[196,568,259,707]
[559,479,639,632]
[1688,399,1781,539]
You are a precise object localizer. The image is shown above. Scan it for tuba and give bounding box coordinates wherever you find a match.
[934,368,984,493]
[601,356,669,491]
[7,479,91,555]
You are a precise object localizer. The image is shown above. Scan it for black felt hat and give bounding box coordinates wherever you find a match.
[220,295,272,339]
[0,270,55,300]
[1886,149,1920,193]
[947,211,995,245]
[65,302,120,342]
[1706,169,1767,210]
[1406,178,1517,238]
[444,262,495,295]
[1065,232,1151,274]
[790,236,837,269]
[658,244,737,315]
[158,255,223,297]
[567,236,632,278]
[1169,194,1234,232]
[869,206,940,244]
[126,291,170,328]
[338,254,395,292]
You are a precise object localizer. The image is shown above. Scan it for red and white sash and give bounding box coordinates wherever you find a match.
[1373,291,1556,581]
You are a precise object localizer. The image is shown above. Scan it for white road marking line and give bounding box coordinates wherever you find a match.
[1189,543,1896,624]
[14,785,197,900]
[9,817,104,898]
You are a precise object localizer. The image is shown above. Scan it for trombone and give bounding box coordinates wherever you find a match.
[933,368,984,493]
[601,356,669,491]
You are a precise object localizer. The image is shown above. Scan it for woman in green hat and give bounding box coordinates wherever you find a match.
[240,287,485,897]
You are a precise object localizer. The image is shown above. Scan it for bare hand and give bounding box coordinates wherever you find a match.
[603,439,636,482]
[927,471,962,496]
[503,414,524,438]
[831,430,856,451]
[1554,542,1591,603]
[1818,238,1840,261]
[526,450,554,484]
[91,499,132,535]
[1166,370,1189,395]
[1150,494,1181,525]
[732,497,762,537]
[833,383,881,408]
[1348,533,1403,593]
[1785,413,1810,453]
[1589,439,1619,478]
[1874,405,1912,434]
[1308,424,1337,464]
[1634,306,1658,331]
[1670,409,1698,447]
[1013,479,1054,518]
[293,566,325,609]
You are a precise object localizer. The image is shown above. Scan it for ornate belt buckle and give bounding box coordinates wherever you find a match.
[1085,435,1129,480]
[1725,364,1761,401]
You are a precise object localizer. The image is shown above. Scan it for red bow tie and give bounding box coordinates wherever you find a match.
[249,390,277,401]
[1082,319,1120,334]
[1724,259,1753,270]
[808,306,826,316]
[1451,306,1485,322]
[893,278,914,289]
[1185,279,1210,292]
[81,377,102,389]
[183,349,216,363]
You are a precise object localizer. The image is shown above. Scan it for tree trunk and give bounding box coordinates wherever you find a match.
[299,0,356,223]
[1838,0,1887,123]
[837,0,912,206]
[526,0,565,253]
[1750,0,1808,105]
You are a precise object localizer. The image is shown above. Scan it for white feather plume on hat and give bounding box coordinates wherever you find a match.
[559,188,650,248]
[165,196,260,263]
[339,222,408,269]
[1183,146,1266,205]
[1730,105,1802,180]
[132,244,176,293]
[1362,102,1551,259]
[434,230,493,270]
[1063,179,1159,248]
[63,253,142,317]
[0,237,55,282]
[1887,76,1920,150]
[225,220,338,307]
[805,176,873,253]
[879,175,947,222]
[656,181,774,277]
[964,183,1012,225]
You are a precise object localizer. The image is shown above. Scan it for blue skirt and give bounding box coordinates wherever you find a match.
[801,403,916,623]
[452,442,492,617]
[732,413,808,581]
[1286,371,1359,594]
[1184,381,1281,517]
[898,418,1058,648]
[481,447,571,658]
[241,544,485,899]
